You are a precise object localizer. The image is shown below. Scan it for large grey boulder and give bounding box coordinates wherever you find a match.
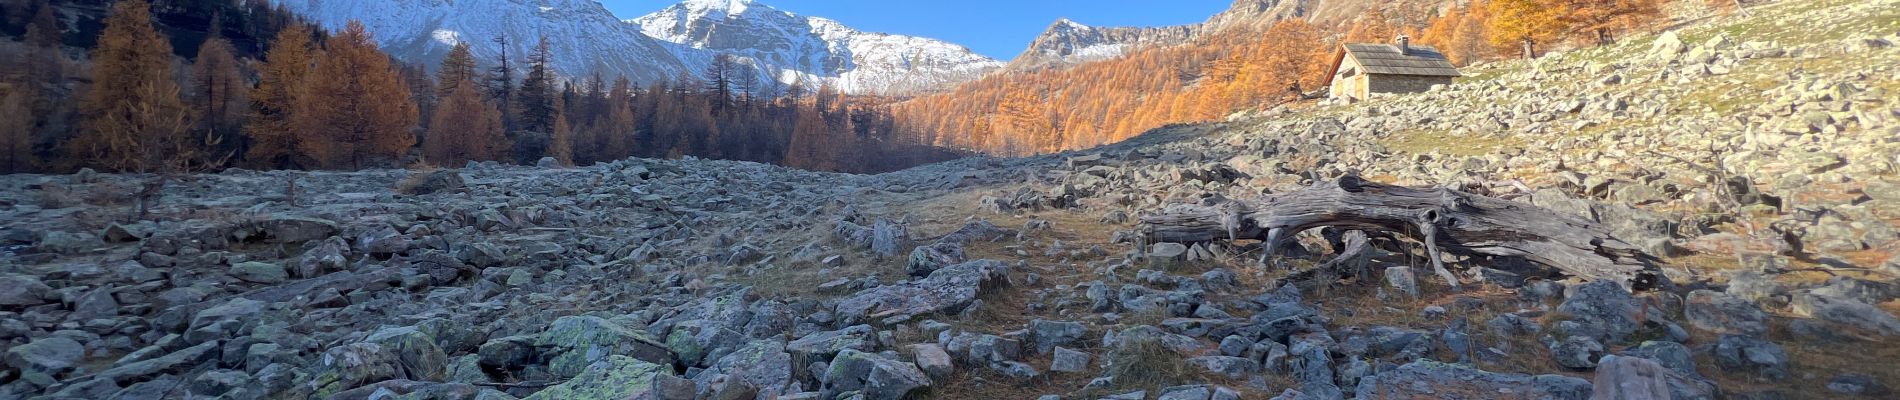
[1555,281,1642,344]
[1050,346,1091,374]
[1712,335,1789,380]
[536,316,673,378]
[1353,360,1592,400]
[1685,290,1768,335]
[364,326,450,382]
[230,261,289,284]
[1591,355,1716,400]
[1027,319,1087,354]
[93,341,221,388]
[1384,266,1419,300]
[1289,340,1340,400]
[870,219,907,258]
[231,216,339,244]
[821,349,931,400]
[402,169,466,195]
[907,343,954,381]
[521,356,667,400]
[186,298,267,344]
[1792,291,1900,336]
[834,260,1009,325]
[1549,336,1606,370]
[696,339,795,398]
[0,275,54,306]
[788,325,874,368]
[5,336,86,377]
[906,242,965,277]
[1621,341,1698,377]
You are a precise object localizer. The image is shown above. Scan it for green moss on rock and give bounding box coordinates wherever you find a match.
[523,356,665,400]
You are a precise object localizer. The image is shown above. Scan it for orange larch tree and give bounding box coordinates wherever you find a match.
[1562,0,1661,45]
[425,80,510,166]
[297,20,419,170]
[70,0,195,173]
[245,23,316,169]
[1487,0,1569,58]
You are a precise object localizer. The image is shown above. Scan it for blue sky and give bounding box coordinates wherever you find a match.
[600,0,1231,59]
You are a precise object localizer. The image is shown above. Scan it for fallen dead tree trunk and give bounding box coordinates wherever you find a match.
[1140,176,1666,290]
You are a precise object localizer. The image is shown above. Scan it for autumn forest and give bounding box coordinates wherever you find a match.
[0,0,1674,174]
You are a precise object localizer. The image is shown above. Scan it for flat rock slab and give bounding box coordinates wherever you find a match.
[834,260,1009,325]
[1353,360,1592,400]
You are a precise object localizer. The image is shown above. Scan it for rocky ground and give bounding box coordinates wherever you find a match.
[5,0,1900,399]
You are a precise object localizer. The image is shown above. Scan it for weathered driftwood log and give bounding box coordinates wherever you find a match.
[1140,176,1665,290]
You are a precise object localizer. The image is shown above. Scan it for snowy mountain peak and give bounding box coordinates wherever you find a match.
[1007,18,1197,71]
[278,0,998,95]
[631,0,1002,94]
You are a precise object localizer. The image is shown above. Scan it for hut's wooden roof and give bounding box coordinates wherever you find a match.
[1341,43,1461,77]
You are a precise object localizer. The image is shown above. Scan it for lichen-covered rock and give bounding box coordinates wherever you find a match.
[365,326,450,382]
[311,342,403,396]
[522,355,667,400]
[537,316,673,378]
[821,349,931,400]
[1555,281,1642,344]
[477,335,539,371]
[696,338,795,398]
[1549,336,1606,370]
[906,242,965,277]
[1353,360,1592,400]
[789,325,874,368]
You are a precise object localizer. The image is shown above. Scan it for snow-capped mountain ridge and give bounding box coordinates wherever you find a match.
[630,0,1002,95]
[277,0,1002,95]
[1006,18,1197,71]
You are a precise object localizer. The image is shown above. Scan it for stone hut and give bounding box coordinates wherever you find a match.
[1324,36,1461,101]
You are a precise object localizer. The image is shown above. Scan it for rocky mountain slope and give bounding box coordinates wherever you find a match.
[1003,0,1396,73]
[3,0,1899,399]
[1005,19,1197,71]
[275,0,1000,95]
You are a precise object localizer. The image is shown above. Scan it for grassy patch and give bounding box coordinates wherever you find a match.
[1098,336,1197,394]
[1379,129,1523,158]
